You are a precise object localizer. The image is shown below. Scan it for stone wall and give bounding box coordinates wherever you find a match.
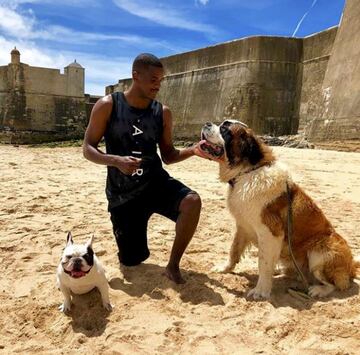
[107,0,359,142]
[108,37,303,139]
[306,0,360,141]
[298,27,338,133]
[0,56,86,144]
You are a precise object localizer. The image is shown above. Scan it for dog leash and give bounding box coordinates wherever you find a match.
[286,181,312,300]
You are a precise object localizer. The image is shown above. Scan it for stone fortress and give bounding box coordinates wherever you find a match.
[0,48,99,144]
[108,0,359,143]
[0,0,359,144]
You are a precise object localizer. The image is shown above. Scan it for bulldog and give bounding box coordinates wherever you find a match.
[56,232,112,312]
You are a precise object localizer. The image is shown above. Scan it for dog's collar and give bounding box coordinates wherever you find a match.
[63,266,92,277]
[228,162,273,187]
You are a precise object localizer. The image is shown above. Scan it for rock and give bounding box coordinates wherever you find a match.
[260,134,315,149]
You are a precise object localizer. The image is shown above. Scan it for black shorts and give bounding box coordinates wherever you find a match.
[109,176,195,266]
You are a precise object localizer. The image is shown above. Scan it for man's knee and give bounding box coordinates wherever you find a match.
[179,192,201,214]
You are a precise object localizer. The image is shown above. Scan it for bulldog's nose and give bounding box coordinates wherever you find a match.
[205,122,212,127]
[73,258,82,269]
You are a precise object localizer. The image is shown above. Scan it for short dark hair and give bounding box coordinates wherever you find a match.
[132,53,163,72]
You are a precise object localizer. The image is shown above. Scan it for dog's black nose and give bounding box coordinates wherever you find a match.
[73,258,82,268]
[205,122,212,127]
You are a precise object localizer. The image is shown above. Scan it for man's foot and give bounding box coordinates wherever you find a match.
[120,263,138,283]
[165,264,186,284]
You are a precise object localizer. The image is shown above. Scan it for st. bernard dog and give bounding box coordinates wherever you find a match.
[201,119,359,300]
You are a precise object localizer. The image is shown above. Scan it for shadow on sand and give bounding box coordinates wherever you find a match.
[64,289,112,337]
[110,262,359,311]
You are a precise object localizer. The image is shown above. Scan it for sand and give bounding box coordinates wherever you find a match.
[0,144,360,354]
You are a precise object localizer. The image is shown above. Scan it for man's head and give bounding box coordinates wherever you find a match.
[132,53,164,100]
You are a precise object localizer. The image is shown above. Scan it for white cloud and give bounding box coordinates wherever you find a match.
[0,5,147,45]
[0,6,35,38]
[0,0,99,8]
[196,0,209,5]
[0,1,192,95]
[113,0,218,34]
[292,0,319,37]
[0,3,185,50]
[222,0,282,11]
[0,36,65,68]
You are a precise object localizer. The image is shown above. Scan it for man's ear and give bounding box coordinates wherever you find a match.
[132,70,139,81]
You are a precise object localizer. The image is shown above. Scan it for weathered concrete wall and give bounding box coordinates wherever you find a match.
[64,65,85,97]
[0,63,27,130]
[306,0,360,141]
[109,37,303,139]
[161,36,302,73]
[298,27,338,133]
[0,56,86,143]
[107,0,360,143]
[24,67,68,96]
[0,67,7,91]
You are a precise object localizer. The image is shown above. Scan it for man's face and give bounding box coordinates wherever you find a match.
[133,65,164,100]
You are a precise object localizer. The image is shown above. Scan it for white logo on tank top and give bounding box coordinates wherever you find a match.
[132,125,143,136]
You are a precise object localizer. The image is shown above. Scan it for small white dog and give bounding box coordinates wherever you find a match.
[56,232,112,312]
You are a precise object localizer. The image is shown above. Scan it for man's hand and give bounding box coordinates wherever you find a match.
[113,156,142,175]
[193,140,225,162]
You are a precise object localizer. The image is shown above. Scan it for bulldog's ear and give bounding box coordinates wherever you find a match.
[66,231,73,245]
[85,235,94,249]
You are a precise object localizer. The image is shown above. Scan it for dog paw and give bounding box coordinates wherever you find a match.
[247,287,271,300]
[59,302,71,313]
[308,285,332,298]
[211,263,233,273]
[103,302,113,311]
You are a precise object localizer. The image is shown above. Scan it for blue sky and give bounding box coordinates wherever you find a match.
[0,0,345,95]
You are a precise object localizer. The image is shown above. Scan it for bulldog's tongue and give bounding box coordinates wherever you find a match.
[71,270,86,278]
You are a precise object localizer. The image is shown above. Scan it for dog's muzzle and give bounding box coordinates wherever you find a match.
[200,124,224,158]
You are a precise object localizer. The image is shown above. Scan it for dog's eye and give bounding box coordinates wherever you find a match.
[220,125,228,134]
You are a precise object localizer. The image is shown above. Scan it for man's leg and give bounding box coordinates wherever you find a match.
[110,200,150,268]
[166,192,201,284]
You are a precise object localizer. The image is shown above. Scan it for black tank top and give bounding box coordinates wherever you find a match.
[104,92,169,210]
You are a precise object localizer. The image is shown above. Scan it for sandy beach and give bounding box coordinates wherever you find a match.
[1,144,360,354]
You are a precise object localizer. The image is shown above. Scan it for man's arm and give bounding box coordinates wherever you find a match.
[159,106,197,164]
[83,95,141,175]
[159,106,224,164]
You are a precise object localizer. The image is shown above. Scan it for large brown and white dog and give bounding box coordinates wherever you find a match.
[201,120,359,300]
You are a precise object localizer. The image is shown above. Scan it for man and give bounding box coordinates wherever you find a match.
[83,53,211,284]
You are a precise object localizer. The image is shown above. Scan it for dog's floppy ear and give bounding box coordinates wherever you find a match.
[222,126,237,166]
[66,231,73,245]
[85,234,94,249]
[223,126,263,166]
[239,134,263,165]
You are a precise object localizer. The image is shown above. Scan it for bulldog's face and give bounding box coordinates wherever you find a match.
[61,232,94,278]
[201,120,264,166]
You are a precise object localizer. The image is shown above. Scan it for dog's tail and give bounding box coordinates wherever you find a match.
[352,256,360,279]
